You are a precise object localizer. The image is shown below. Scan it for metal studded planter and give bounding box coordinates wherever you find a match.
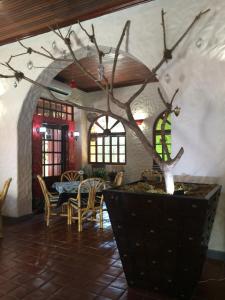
[103,182,221,300]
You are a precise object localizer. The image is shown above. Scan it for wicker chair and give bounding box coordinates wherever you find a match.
[68,178,105,232]
[61,170,83,182]
[113,171,124,187]
[0,178,12,238]
[37,175,69,227]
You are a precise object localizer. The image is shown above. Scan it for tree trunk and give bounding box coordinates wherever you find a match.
[163,167,175,194]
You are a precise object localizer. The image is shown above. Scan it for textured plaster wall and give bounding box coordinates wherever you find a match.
[0,0,225,250]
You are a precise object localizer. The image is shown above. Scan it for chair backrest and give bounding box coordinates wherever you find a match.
[37,175,51,206]
[0,178,12,209]
[77,178,105,209]
[113,172,124,187]
[61,170,83,182]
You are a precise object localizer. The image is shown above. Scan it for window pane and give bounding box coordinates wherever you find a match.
[90,155,96,162]
[54,165,61,176]
[45,141,53,152]
[45,153,53,164]
[97,137,103,145]
[97,116,107,129]
[67,114,72,121]
[108,116,117,129]
[119,136,125,144]
[37,108,43,116]
[104,136,110,145]
[97,146,103,154]
[166,135,171,143]
[67,106,72,113]
[119,155,125,163]
[91,123,103,133]
[51,102,56,110]
[90,139,96,146]
[44,100,50,109]
[62,105,67,112]
[111,122,124,133]
[112,155,118,163]
[156,118,163,130]
[38,99,44,107]
[119,146,125,154]
[54,153,61,164]
[53,129,61,140]
[105,155,110,163]
[44,109,49,117]
[104,146,110,154]
[156,135,162,144]
[62,113,66,120]
[54,141,61,152]
[112,146,117,154]
[156,145,162,153]
[97,155,103,162]
[112,137,117,145]
[45,165,53,177]
[56,103,61,111]
[90,146,96,154]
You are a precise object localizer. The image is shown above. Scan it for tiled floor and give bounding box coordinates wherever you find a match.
[0,213,224,300]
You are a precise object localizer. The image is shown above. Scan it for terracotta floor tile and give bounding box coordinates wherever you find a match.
[0,214,224,300]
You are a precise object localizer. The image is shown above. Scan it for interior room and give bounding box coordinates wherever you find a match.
[0,0,225,299]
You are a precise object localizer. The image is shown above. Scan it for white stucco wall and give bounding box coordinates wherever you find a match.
[0,0,225,250]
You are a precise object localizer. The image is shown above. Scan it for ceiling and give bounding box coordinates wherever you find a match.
[0,0,151,46]
[55,53,157,92]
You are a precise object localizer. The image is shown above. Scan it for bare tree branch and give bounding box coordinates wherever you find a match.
[111,20,130,95]
[152,9,210,73]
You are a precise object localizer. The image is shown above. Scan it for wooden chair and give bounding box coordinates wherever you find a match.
[61,170,83,182]
[0,178,12,238]
[68,178,105,232]
[113,171,124,187]
[37,175,69,227]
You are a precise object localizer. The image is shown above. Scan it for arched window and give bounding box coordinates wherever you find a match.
[153,112,171,162]
[89,115,126,164]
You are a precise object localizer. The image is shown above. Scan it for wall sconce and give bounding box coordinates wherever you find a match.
[135,119,144,126]
[36,126,47,133]
[71,131,80,141]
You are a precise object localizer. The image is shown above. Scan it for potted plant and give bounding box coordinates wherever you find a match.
[103,181,221,299]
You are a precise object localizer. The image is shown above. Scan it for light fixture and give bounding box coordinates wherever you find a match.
[135,119,144,126]
[36,126,47,133]
[71,131,80,141]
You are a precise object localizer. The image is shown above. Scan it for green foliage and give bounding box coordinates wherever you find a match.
[92,168,108,180]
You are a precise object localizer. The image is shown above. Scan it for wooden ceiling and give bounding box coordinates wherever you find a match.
[55,53,157,92]
[0,0,152,46]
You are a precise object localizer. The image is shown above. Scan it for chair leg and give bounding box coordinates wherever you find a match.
[0,214,3,238]
[67,205,71,225]
[78,209,82,232]
[99,208,103,229]
[46,209,50,227]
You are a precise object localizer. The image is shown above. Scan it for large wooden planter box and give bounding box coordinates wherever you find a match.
[103,182,221,300]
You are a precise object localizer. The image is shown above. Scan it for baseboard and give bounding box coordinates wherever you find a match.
[207,249,225,261]
[2,213,34,224]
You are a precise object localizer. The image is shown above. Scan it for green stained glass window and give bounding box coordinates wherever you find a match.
[154,112,171,163]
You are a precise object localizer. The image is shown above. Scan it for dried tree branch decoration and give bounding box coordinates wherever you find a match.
[0,8,210,190]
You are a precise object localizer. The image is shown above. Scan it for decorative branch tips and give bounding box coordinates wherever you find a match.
[0,8,209,172]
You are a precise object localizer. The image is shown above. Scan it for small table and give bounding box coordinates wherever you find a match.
[52,181,80,206]
[52,181,80,194]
